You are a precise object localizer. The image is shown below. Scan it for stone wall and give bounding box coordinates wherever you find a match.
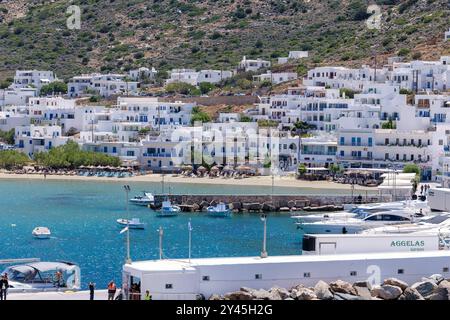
[153,194,391,212]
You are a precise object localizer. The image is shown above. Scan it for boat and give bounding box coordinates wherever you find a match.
[296,209,423,234]
[207,203,232,218]
[116,218,146,229]
[32,227,51,239]
[129,192,154,206]
[291,200,429,224]
[3,261,81,293]
[157,200,180,217]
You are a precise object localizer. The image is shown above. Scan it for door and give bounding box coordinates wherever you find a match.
[319,242,337,255]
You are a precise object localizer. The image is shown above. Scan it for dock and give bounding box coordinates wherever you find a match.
[152,194,389,213]
[8,289,109,300]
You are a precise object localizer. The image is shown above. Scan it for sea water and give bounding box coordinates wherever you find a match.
[0,179,367,289]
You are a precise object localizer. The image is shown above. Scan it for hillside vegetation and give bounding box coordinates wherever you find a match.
[0,0,448,81]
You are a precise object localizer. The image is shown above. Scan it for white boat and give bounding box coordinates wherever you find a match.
[32,227,51,239]
[157,200,180,217]
[291,200,428,224]
[116,218,146,229]
[3,261,81,293]
[207,203,232,218]
[296,209,421,234]
[129,192,154,206]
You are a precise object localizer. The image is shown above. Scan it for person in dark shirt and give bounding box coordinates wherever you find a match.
[0,274,8,300]
[88,282,95,300]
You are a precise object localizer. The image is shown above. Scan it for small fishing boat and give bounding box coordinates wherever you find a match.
[207,202,232,218]
[32,227,51,239]
[129,192,154,206]
[116,218,146,229]
[157,200,180,217]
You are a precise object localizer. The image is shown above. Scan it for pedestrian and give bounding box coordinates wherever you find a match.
[144,290,152,300]
[0,275,5,301]
[89,282,95,300]
[420,185,424,194]
[107,281,117,300]
[1,273,8,300]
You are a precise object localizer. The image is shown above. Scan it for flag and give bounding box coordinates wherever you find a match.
[120,226,129,234]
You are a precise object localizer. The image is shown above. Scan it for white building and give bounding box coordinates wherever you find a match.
[68,73,139,97]
[10,70,58,94]
[278,51,308,64]
[129,67,158,81]
[300,132,337,168]
[238,56,271,72]
[15,125,69,157]
[253,72,298,85]
[166,69,232,86]
[0,87,37,106]
[445,28,450,41]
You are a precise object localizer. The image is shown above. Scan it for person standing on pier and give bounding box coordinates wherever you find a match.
[89,282,95,300]
[107,281,117,300]
[144,290,152,300]
[0,274,8,300]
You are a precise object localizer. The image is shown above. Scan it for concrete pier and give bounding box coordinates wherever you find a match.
[153,194,390,213]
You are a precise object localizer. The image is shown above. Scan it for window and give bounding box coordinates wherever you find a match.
[443,267,449,273]
[165,284,173,289]
[255,274,262,280]
[397,269,404,274]
[303,272,311,278]
[350,271,357,276]
[202,276,210,281]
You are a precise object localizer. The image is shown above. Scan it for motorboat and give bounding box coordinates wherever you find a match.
[296,209,423,234]
[3,261,81,293]
[32,227,51,239]
[157,200,180,217]
[291,200,429,224]
[116,218,146,229]
[207,203,232,218]
[129,192,154,206]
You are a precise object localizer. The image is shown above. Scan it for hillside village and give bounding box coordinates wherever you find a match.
[0,27,449,187]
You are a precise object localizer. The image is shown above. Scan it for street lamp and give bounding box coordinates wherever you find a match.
[260,214,268,258]
[124,185,131,264]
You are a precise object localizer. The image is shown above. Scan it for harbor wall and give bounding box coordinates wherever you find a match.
[153,194,391,212]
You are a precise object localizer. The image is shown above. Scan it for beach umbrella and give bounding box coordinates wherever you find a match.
[223,165,233,172]
[197,166,207,172]
[181,164,193,171]
[210,166,220,172]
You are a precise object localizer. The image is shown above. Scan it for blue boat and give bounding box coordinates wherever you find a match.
[157,200,180,217]
[207,203,232,218]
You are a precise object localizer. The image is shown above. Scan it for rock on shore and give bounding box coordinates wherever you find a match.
[211,275,450,300]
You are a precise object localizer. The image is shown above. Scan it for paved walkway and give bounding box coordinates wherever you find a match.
[8,289,109,300]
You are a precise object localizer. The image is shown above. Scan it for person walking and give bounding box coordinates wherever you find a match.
[0,275,5,301]
[107,281,117,300]
[144,290,152,300]
[89,282,95,300]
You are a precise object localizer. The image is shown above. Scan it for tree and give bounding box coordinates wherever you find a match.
[403,163,421,176]
[191,107,211,125]
[381,119,396,129]
[0,129,15,145]
[198,82,215,95]
[0,150,30,169]
[240,114,252,122]
[339,88,356,99]
[165,82,200,96]
[329,164,341,175]
[298,164,307,175]
[40,81,68,96]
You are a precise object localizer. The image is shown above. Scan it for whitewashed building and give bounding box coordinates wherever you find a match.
[238,56,271,72]
[9,70,58,94]
[68,73,139,97]
[253,72,298,85]
[166,69,232,86]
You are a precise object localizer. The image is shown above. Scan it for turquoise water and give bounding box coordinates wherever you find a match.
[0,179,363,289]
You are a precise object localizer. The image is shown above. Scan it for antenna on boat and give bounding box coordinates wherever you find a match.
[124,185,132,264]
[158,226,164,260]
[260,214,268,258]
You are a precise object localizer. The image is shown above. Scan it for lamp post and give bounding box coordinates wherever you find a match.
[260,214,268,258]
[124,185,131,264]
[158,226,164,260]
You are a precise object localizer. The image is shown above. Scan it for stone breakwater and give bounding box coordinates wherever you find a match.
[209,275,450,300]
[152,194,389,213]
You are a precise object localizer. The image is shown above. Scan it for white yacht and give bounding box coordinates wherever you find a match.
[32,227,51,239]
[296,209,420,234]
[157,200,180,217]
[129,192,154,206]
[3,261,81,293]
[291,200,428,224]
[117,218,146,229]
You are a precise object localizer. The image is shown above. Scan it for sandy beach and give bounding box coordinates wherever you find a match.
[0,172,375,191]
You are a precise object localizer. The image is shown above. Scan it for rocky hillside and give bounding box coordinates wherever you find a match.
[0,0,449,81]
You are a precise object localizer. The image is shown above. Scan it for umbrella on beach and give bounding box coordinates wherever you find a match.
[210,166,220,173]
[197,166,207,172]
